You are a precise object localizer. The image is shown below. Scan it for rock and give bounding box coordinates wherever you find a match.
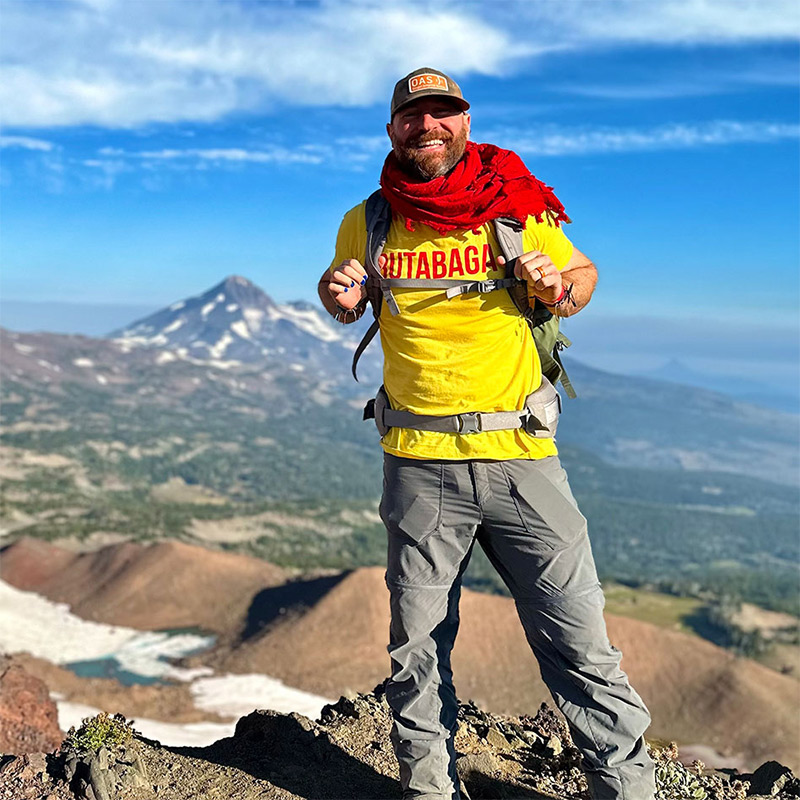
[545,734,563,757]
[63,751,78,782]
[745,760,799,796]
[521,730,542,746]
[485,726,511,751]
[0,656,64,755]
[88,754,115,800]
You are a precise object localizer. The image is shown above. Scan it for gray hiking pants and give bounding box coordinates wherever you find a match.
[380,453,656,800]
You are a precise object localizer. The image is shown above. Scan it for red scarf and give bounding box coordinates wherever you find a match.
[379,141,570,234]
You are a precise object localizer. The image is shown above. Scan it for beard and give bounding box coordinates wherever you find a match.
[394,126,469,181]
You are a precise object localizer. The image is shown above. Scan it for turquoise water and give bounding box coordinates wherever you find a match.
[64,626,217,686]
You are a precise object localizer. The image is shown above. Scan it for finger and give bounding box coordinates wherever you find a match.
[339,264,366,288]
[332,268,364,289]
[536,273,561,290]
[342,259,368,280]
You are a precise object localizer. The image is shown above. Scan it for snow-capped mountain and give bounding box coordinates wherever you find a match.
[108,275,379,381]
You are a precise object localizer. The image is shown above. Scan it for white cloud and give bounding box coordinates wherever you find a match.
[1,0,796,130]
[0,0,520,129]
[486,120,800,157]
[0,135,55,151]
[134,147,325,165]
[550,0,800,45]
[88,121,797,183]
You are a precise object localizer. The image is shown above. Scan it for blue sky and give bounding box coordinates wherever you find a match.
[1,0,798,398]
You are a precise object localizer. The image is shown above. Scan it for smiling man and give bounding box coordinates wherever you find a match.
[318,67,656,800]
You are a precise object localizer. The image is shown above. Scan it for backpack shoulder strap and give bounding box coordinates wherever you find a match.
[492,217,577,398]
[493,216,533,318]
[352,191,392,381]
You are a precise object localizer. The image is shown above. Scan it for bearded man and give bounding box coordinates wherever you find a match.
[318,67,656,800]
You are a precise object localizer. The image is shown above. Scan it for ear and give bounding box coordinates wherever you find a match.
[464,113,471,139]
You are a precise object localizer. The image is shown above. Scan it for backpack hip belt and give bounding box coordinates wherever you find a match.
[364,377,562,440]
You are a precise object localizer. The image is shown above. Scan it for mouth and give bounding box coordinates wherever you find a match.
[411,136,449,152]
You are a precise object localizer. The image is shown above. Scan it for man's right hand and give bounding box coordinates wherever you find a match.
[328,258,368,310]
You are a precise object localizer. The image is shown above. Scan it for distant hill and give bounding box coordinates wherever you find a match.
[2,538,797,771]
[2,274,798,612]
[638,359,799,415]
[556,359,799,486]
[4,273,798,486]
[0,537,285,634]
[212,567,800,772]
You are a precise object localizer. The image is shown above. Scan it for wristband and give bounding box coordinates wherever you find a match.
[540,285,567,307]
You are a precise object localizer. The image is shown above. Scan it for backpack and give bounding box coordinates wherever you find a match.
[352,190,576,399]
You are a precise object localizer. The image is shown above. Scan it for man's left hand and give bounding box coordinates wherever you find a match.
[498,251,562,305]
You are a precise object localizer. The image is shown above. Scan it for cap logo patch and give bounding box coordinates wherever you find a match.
[409,74,448,93]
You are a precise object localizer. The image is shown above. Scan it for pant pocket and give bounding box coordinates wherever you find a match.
[507,459,587,552]
[380,456,443,545]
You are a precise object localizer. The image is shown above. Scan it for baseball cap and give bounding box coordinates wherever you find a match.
[390,67,470,117]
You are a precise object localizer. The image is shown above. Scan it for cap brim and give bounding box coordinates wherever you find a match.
[392,94,470,117]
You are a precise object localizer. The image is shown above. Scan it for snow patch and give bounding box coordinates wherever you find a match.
[275,304,341,343]
[13,343,35,354]
[163,318,185,333]
[114,333,168,347]
[73,358,94,368]
[201,300,217,317]
[191,674,332,721]
[230,320,251,340]
[242,307,264,333]
[169,300,186,311]
[226,303,239,312]
[96,375,108,385]
[0,580,211,682]
[156,351,177,364]
[208,331,233,359]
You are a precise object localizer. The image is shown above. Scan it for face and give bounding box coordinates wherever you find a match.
[387,97,471,181]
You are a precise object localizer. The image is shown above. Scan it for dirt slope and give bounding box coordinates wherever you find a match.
[0,536,285,634]
[3,539,797,771]
[216,567,800,772]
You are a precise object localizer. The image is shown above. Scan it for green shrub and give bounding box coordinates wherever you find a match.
[64,712,136,754]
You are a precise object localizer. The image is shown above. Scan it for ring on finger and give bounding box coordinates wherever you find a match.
[535,266,547,281]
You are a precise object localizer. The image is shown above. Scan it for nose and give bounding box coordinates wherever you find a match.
[419,113,439,130]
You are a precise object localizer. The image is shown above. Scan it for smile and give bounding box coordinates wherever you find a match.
[415,139,445,150]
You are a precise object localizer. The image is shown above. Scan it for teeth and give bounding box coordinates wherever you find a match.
[418,139,444,148]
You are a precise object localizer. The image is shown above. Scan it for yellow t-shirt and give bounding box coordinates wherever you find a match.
[330,201,574,461]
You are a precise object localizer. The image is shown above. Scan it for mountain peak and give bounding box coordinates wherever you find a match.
[105,274,367,370]
[203,274,277,310]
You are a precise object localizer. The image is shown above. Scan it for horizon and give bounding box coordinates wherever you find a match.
[3,276,799,413]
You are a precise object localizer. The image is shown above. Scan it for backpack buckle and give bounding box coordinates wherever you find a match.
[457,412,482,435]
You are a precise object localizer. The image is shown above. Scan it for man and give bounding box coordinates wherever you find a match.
[318,67,656,800]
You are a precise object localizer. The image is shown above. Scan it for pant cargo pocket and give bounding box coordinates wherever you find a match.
[505,459,587,553]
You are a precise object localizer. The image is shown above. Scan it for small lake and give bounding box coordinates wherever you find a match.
[64,625,217,686]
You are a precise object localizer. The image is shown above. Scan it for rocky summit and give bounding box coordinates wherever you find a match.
[2,682,798,800]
